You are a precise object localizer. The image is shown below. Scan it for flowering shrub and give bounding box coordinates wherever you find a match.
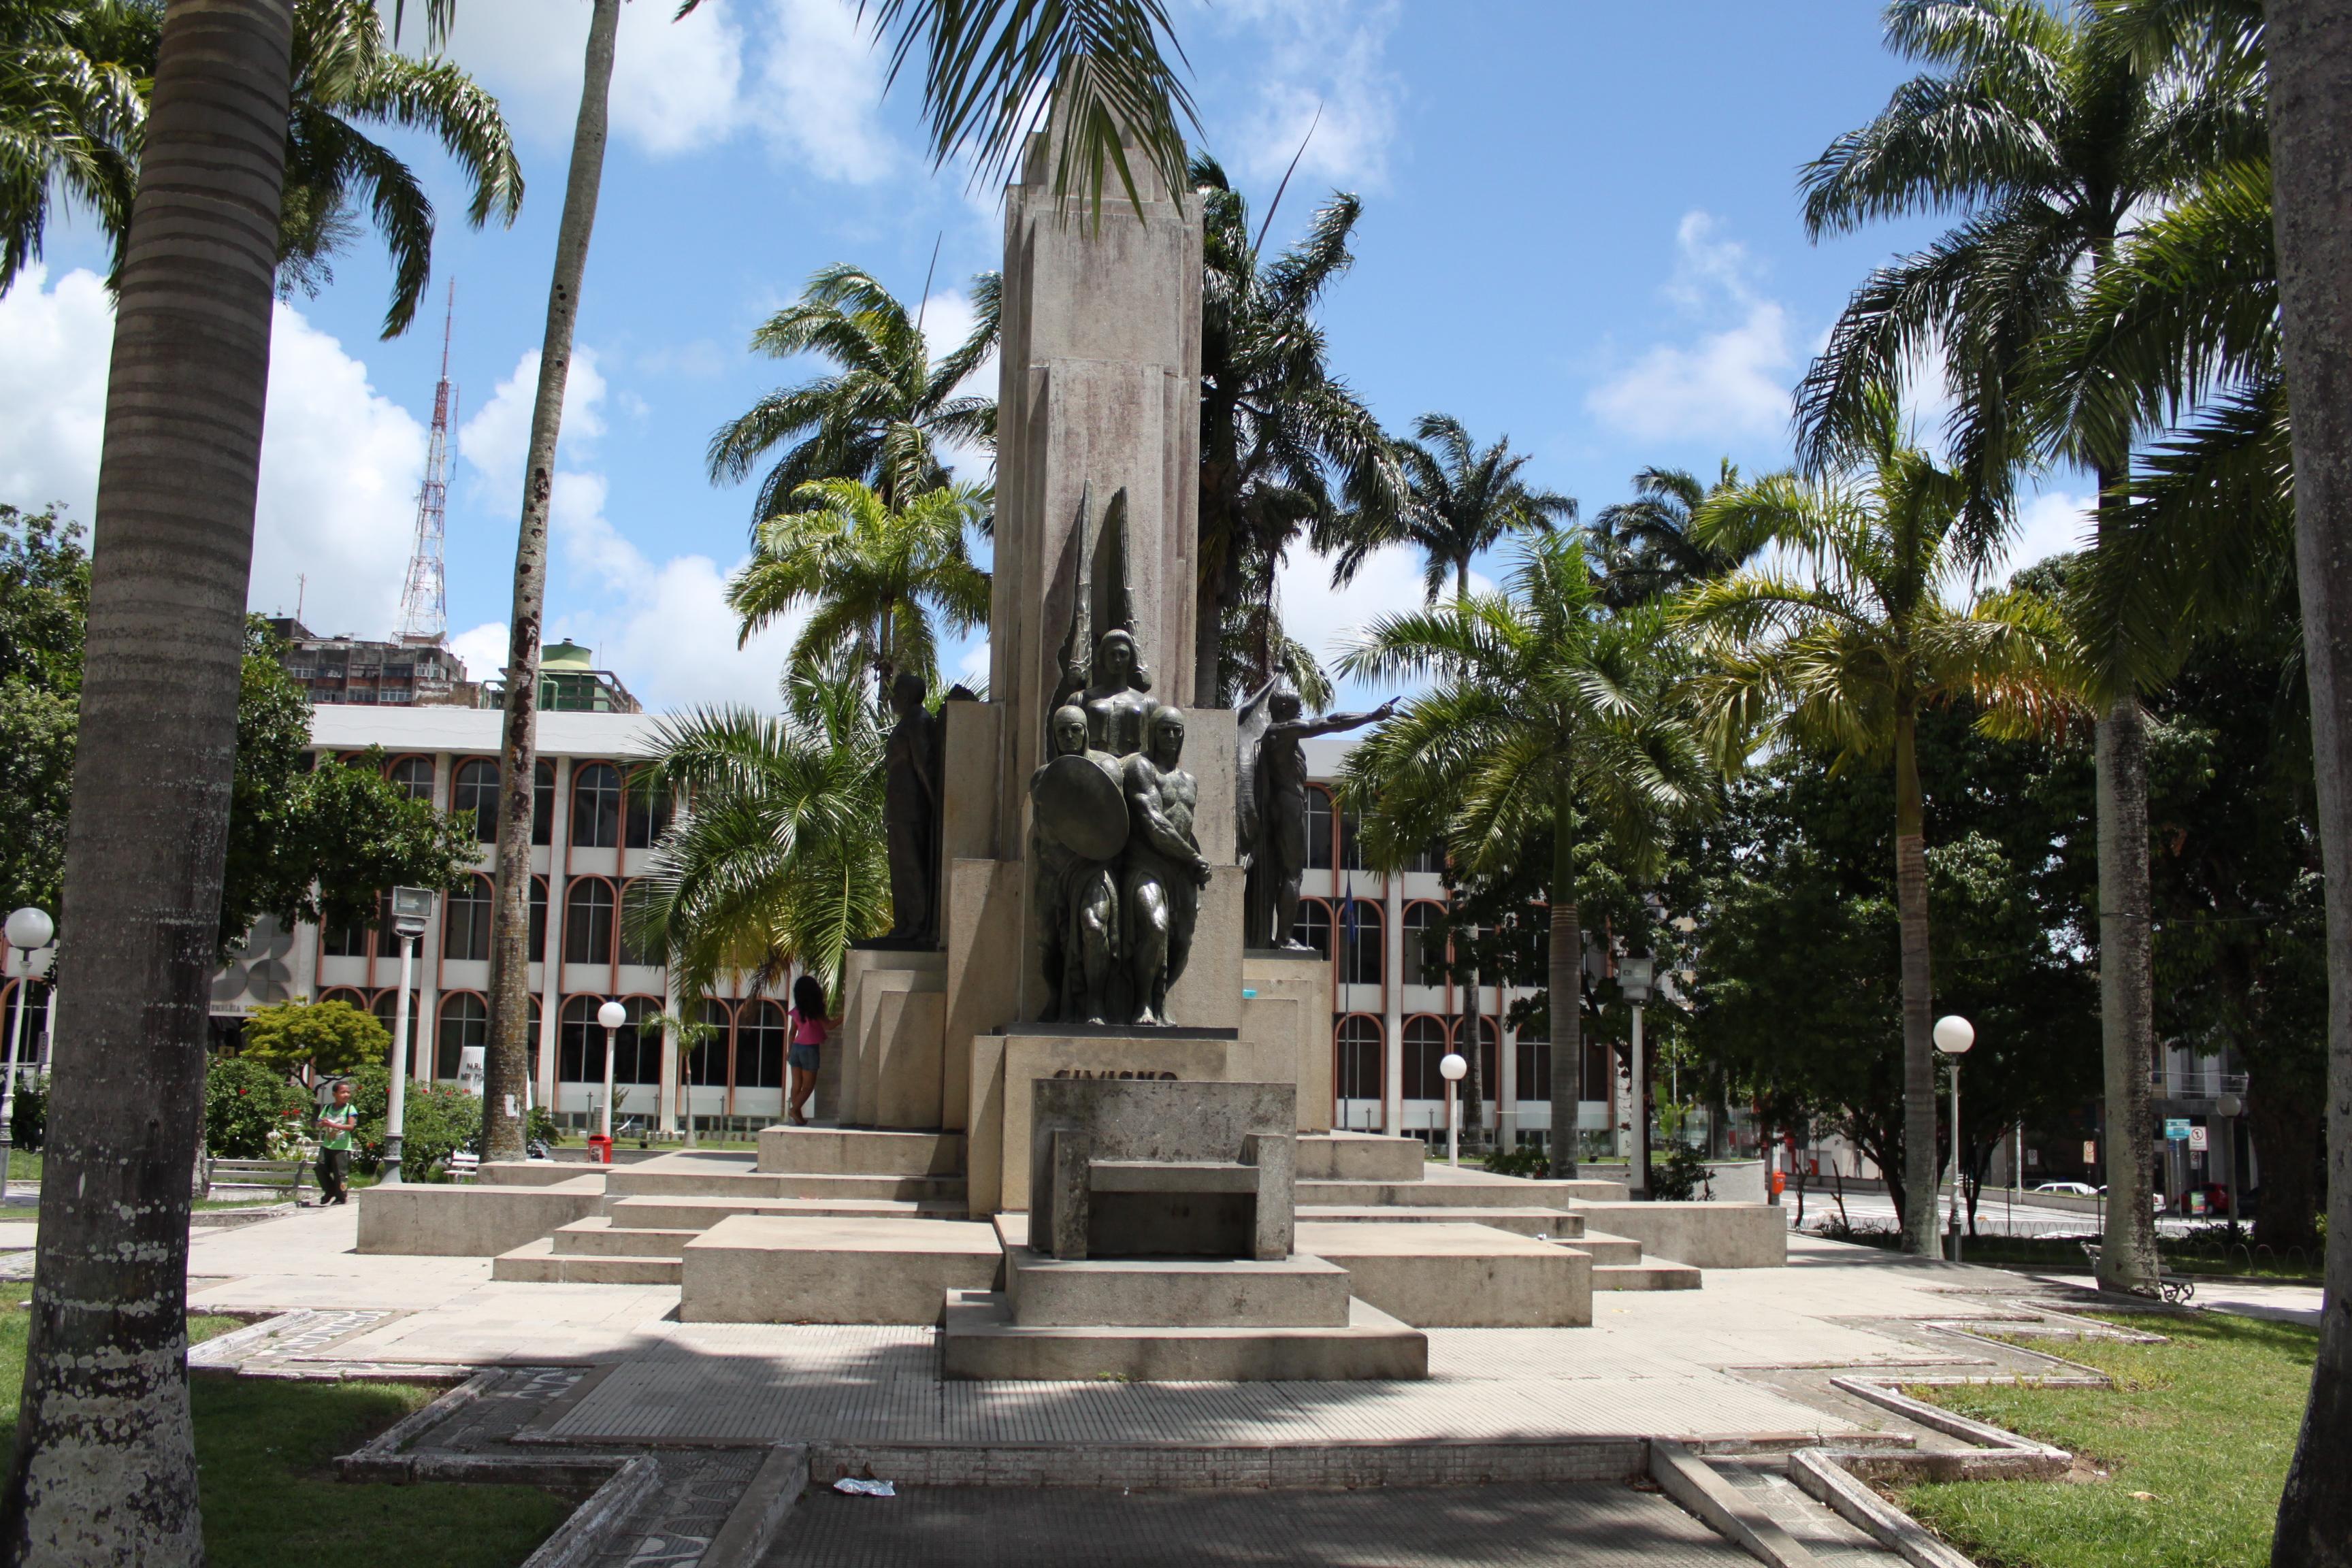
[204,1056,309,1158]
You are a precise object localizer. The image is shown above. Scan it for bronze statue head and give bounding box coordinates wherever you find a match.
[1050,705,1089,757]
[1094,629,1138,687]
[1269,683,1303,722]
[889,669,926,717]
[1149,706,1186,766]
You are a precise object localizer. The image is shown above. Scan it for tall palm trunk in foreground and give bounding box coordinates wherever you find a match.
[2265,1,2352,1560]
[483,0,619,1158]
[1892,700,1937,1256]
[1548,768,1581,1179]
[2095,688,2161,1294]
[2,3,293,1559]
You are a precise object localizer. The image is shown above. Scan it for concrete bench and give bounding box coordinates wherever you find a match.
[202,1158,312,1202]
[1032,1080,1297,1262]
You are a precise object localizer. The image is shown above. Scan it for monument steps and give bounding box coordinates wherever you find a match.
[1295,1177,1627,1209]
[1294,1204,1586,1239]
[1003,1245,1354,1328]
[938,1289,1428,1382]
[1293,1132,1425,1183]
[549,1216,702,1258]
[1292,1222,1592,1328]
[1592,1258,1705,1291]
[756,1126,964,1177]
[604,1167,966,1204]
[490,1237,681,1286]
[603,1193,964,1230]
[1555,1230,1644,1267]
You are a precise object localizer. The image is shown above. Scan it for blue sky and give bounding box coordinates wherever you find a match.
[0,1,2095,713]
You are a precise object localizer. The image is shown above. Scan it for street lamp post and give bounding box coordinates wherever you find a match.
[1620,955,1654,1198]
[1439,1051,1467,1168]
[3,907,55,1203]
[1934,1015,1976,1261]
[379,887,436,1184]
[598,1000,627,1146]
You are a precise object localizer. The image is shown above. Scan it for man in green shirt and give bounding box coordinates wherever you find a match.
[316,1080,357,1205]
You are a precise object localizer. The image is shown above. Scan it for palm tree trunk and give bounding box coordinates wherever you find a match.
[1,5,294,1559]
[2094,693,2161,1295]
[1891,701,1938,1258]
[2263,4,2352,1558]
[483,0,620,1159]
[1548,768,1581,1178]
[1462,964,1484,1138]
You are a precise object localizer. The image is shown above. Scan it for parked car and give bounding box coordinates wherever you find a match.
[2031,1181,2099,1197]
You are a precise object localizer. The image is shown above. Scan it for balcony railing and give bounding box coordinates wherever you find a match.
[2151,1070,2249,1099]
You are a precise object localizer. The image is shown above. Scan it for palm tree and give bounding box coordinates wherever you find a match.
[1793,0,2258,1293]
[3,0,524,336]
[1589,463,1751,608]
[1337,531,1715,1179]
[1194,152,1400,701]
[707,264,999,528]
[1375,413,1575,605]
[15,0,1195,1556]
[2254,0,2352,1556]
[727,478,991,700]
[630,649,891,1013]
[1678,399,2059,1256]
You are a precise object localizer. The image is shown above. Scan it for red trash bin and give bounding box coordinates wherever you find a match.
[587,1133,612,1164]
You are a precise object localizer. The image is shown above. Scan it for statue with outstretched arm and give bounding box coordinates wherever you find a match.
[1235,680,1399,950]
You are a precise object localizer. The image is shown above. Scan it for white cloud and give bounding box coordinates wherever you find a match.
[1216,0,1403,191]
[2005,489,2094,578]
[918,284,996,480]
[1273,542,1489,707]
[437,0,748,157]
[457,346,607,505]
[451,620,512,680]
[750,0,900,183]
[1586,211,1799,443]
[0,266,426,638]
[0,265,110,521]
[551,544,806,711]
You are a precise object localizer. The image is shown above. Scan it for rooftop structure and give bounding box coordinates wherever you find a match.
[265,617,476,708]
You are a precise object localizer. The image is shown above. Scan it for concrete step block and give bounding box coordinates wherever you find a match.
[357,1179,606,1257]
[939,1290,1428,1381]
[1558,1229,1644,1267]
[607,1167,966,1203]
[1004,1247,1352,1328]
[1592,1258,1704,1291]
[757,1126,966,1177]
[551,1216,700,1258]
[1296,1176,1628,1209]
[491,1237,682,1285]
[1295,1205,1585,1240]
[606,1194,964,1231]
[1564,1200,1788,1269]
[1295,1222,1590,1327]
[679,1214,1002,1324]
[1295,1132,1424,1182]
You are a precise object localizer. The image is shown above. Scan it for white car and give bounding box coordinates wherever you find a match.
[2031,1181,2099,1197]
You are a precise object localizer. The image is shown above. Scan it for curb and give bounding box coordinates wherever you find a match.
[1647,1440,1823,1568]
[1789,1449,1977,1568]
[518,1454,662,1568]
[700,1444,810,1568]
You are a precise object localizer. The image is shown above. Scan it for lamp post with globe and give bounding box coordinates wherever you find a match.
[1934,1015,1975,1260]
[1620,954,1654,1197]
[1440,1051,1467,1167]
[2,907,54,1203]
[378,887,436,1184]
[598,1000,628,1148]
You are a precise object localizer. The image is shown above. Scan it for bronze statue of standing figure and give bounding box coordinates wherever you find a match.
[1122,708,1211,1025]
[881,669,943,944]
[1235,679,1397,951]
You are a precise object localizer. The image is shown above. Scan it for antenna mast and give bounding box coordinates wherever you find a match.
[398,279,457,646]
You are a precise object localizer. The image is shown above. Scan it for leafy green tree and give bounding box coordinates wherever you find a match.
[707,264,999,525]
[1678,399,2060,1254]
[3,0,523,334]
[1376,413,1575,605]
[1338,531,1715,1177]
[1588,463,1752,608]
[237,998,387,1081]
[726,478,991,699]
[201,1056,308,1160]
[1193,152,1400,701]
[344,1062,476,1177]
[630,649,890,1008]
[1795,0,2264,1292]
[0,506,91,917]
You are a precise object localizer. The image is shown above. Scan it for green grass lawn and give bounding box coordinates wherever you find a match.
[0,1285,571,1566]
[1899,1312,2315,1568]
[1820,1226,2324,1284]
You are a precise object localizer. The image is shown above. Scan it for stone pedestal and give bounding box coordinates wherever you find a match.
[1242,949,1333,1132]
[837,945,945,1130]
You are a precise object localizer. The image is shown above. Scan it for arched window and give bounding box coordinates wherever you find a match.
[452,759,499,843]
[1515,1018,1550,1103]
[1306,787,1334,870]
[1456,1015,1500,1099]
[1291,897,1333,958]
[387,755,436,802]
[437,993,488,1079]
[572,763,622,848]
[617,879,655,966]
[532,760,555,846]
[738,1000,788,1088]
[686,998,732,1086]
[442,874,493,961]
[316,986,368,1011]
[371,988,419,1070]
[563,878,615,965]
[558,996,601,1081]
[1401,901,1444,987]
[616,995,663,1083]
[529,875,548,962]
[1338,899,1382,985]
[625,768,673,848]
[1403,1016,1449,1099]
[1335,1015,1383,1102]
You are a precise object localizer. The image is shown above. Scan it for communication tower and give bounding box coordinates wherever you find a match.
[397,280,457,648]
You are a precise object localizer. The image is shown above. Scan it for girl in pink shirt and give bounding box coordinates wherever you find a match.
[787,975,827,1125]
